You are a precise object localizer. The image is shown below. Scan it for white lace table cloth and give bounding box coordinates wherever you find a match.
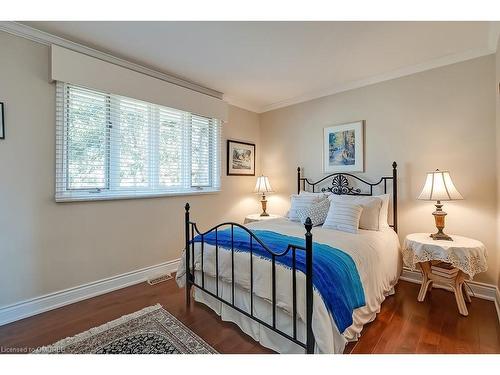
[402,233,488,279]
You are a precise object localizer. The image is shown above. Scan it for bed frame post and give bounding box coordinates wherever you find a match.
[185,203,192,307]
[297,167,301,194]
[304,217,315,354]
[392,162,398,233]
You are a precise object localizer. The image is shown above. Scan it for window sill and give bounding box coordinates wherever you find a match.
[55,189,221,203]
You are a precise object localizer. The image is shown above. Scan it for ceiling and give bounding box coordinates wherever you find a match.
[21,21,499,113]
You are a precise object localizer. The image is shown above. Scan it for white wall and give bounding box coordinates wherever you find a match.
[1,29,499,310]
[0,32,261,307]
[260,56,498,285]
[496,37,500,291]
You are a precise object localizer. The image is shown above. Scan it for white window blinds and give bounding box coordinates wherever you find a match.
[56,82,221,202]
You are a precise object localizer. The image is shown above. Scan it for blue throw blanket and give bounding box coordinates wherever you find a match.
[192,228,365,333]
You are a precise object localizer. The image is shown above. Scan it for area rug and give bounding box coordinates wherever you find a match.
[33,304,217,354]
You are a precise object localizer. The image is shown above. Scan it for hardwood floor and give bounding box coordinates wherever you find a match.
[0,279,499,354]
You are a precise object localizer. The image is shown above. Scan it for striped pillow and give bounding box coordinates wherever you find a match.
[323,202,363,234]
[288,194,326,222]
[328,195,382,231]
[296,197,330,226]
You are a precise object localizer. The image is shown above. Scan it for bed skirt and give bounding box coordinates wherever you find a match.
[191,270,398,354]
[192,271,311,354]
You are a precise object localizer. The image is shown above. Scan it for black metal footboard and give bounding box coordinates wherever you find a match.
[184,203,315,354]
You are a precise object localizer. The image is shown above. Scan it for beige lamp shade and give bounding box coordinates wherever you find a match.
[418,170,463,201]
[254,175,273,194]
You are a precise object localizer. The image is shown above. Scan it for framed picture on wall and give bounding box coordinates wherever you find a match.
[227,140,255,176]
[0,102,4,139]
[323,120,364,173]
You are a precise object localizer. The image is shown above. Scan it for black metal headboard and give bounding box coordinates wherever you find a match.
[297,162,398,232]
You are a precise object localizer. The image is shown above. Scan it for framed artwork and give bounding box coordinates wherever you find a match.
[227,140,255,176]
[0,102,4,139]
[323,121,364,173]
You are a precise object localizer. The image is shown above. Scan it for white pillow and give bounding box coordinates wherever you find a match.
[296,198,330,226]
[323,202,363,234]
[377,194,390,229]
[288,194,326,222]
[328,195,382,231]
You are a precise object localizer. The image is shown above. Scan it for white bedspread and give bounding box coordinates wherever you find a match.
[176,218,401,353]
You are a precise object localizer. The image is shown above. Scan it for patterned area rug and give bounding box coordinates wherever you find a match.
[33,304,217,354]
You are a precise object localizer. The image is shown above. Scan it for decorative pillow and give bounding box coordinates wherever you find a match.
[296,198,330,226]
[288,194,327,222]
[298,191,331,198]
[328,195,382,231]
[322,202,363,234]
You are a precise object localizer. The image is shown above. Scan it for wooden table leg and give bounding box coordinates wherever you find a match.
[453,271,469,316]
[417,262,432,302]
[417,262,470,316]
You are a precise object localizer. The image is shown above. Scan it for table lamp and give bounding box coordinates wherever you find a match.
[254,175,273,216]
[418,169,463,241]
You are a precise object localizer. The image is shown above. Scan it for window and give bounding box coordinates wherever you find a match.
[55,83,221,202]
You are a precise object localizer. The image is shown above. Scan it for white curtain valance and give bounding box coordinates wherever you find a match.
[50,45,228,122]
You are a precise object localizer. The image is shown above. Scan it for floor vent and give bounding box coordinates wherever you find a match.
[147,273,173,285]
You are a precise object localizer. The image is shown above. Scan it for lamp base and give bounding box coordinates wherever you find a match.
[430,231,453,241]
[260,194,269,216]
[430,201,453,241]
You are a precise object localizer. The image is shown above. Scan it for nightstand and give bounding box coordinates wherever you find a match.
[402,233,488,316]
[244,214,282,224]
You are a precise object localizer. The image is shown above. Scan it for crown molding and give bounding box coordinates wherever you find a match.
[1,21,496,115]
[259,46,494,113]
[488,21,500,52]
[223,95,262,114]
[0,21,224,100]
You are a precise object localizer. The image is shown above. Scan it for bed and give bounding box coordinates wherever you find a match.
[176,162,401,354]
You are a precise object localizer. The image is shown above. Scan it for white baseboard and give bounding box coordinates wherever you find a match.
[2,262,496,327]
[400,267,499,302]
[400,268,500,324]
[496,288,500,325]
[0,259,180,326]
